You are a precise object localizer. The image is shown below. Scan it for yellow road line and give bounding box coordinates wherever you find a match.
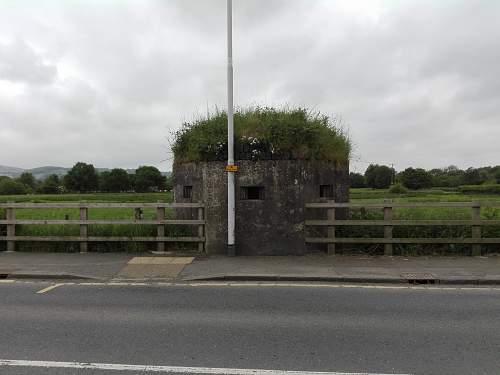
[36,283,64,294]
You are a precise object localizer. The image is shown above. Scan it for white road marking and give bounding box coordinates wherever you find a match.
[0,359,411,375]
[187,282,500,292]
[2,279,500,292]
[35,283,64,294]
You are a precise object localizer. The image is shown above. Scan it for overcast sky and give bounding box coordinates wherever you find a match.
[0,0,499,172]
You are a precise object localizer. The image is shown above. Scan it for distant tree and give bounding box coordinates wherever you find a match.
[365,164,392,189]
[0,178,28,195]
[349,172,366,188]
[38,174,61,194]
[494,167,500,184]
[17,172,37,190]
[63,162,99,193]
[133,166,166,192]
[429,166,465,187]
[398,168,433,190]
[462,167,486,185]
[99,168,131,193]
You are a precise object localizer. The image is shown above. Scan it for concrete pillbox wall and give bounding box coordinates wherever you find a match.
[173,159,349,255]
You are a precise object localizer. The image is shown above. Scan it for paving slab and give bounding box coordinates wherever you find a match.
[114,256,195,280]
[115,264,186,279]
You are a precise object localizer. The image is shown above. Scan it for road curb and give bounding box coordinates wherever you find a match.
[6,273,100,281]
[182,274,500,285]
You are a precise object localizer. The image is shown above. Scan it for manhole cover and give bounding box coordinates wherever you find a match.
[401,272,435,280]
[401,272,437,284]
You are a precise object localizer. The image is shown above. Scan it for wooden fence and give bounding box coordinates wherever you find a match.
[305,200,500,256]
[0,202,205,253]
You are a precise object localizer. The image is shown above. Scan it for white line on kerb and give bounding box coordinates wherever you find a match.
[0,359,411,375]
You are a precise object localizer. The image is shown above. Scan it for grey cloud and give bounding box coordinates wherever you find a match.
[0,39,57,85]
[0,0,499,171]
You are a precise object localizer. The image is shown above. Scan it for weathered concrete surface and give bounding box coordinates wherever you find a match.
[173,160,349,255]
[0,252,133,280]
[2,252,500,285]
[179,254,500,284]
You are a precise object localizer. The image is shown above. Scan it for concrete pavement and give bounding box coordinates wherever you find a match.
[2,251,500,284]
[179,255,500,284]
[0,281,499,374]
[0,252,132,280]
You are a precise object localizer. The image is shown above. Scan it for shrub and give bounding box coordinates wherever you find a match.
[389,184,408,194]
[172,107,350,164]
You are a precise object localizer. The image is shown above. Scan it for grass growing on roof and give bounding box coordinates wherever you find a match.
[172,107,351,164]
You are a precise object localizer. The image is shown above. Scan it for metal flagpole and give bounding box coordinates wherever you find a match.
[226,0,236,256]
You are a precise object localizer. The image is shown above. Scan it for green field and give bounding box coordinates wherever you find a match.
[0,192,186,252]
[341,188,500,255]
[1,189,500,254]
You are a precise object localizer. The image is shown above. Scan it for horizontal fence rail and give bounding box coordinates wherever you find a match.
[0,202,205,253]
[305,200,500,256]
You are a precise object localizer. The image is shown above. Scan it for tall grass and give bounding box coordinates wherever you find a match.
[2,189,500,254]
[172,106,350,165]
[338,189,500,255]
[0,192,172,203]
[0,192,196,252]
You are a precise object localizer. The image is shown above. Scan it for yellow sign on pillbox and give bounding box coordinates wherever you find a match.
[226,165,238,172]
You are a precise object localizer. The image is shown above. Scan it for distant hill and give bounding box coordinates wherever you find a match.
[0,165,26,178]
[27,166,71,179]
[0,165,170,180]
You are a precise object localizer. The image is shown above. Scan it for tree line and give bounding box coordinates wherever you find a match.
[0,162,172,195]
[350,165,500,190]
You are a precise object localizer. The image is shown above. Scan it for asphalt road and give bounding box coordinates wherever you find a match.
[0,281,499,375]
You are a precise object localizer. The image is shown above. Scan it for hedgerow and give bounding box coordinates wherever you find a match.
[459,184,500,194]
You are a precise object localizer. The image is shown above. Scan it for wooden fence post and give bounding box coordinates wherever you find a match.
[6,203,15,252]
[198,206,205,253]
[384,199,393,256]
[327,200,336,255]
[157,203,165,253]
[79,205,88,253]
[471,201,481,256]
